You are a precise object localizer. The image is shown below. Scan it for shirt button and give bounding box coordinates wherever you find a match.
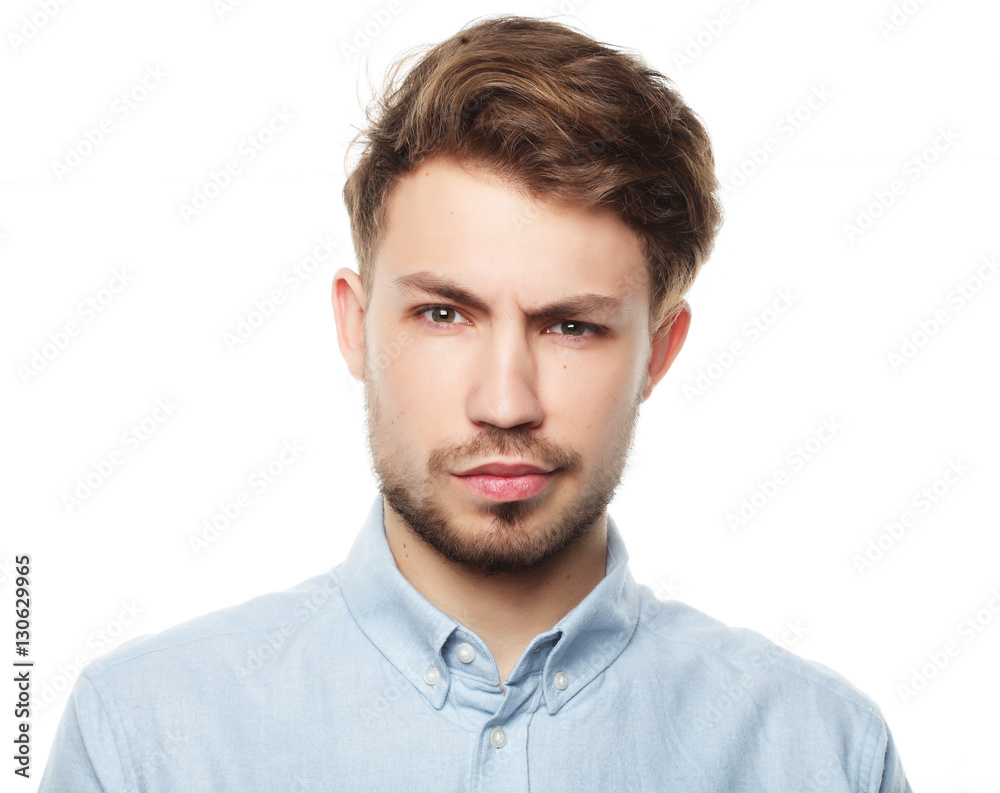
[423,666,440,685]
[490,727,507,748]
[553,670,569,690]
[456,642,476,663]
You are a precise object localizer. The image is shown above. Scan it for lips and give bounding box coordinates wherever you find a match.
[456,462,554,477]
[452,462,557,501]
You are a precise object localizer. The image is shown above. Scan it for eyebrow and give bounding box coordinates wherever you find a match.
[391,271,628,324]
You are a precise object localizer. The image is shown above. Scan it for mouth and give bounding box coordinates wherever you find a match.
[452,462,558,502]
[456,462,554,477]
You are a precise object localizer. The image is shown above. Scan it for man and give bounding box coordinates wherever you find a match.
[40,16,911,791]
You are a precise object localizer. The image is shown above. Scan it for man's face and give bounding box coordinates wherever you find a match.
[344,154,680,576]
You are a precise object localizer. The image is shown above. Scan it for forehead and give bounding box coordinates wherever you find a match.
[372,155,648,315]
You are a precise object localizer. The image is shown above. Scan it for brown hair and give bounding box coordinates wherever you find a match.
[343,15,723,334]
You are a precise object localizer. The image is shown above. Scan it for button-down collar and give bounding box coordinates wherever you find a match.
[339,495,640,716]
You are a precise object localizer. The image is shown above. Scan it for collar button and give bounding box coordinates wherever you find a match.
[456,642,476,663]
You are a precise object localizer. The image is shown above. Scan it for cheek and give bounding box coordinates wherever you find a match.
[548,344,644,396]
[542,350,644,430]
[376,335,467,423]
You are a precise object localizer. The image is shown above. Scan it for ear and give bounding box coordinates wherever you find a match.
[641,300,691,402]
[332,267,366,381]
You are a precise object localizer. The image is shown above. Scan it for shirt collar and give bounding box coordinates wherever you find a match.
[339,494,640,715]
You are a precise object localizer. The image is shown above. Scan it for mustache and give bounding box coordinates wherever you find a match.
[428,425,582,474]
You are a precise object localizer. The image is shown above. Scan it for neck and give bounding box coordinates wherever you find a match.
[382,497,609,685]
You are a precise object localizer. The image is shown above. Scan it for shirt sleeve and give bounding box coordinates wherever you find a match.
[867,716,913,793]
[38,673,130,793]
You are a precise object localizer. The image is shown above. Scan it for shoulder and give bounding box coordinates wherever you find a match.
[623,589,909,791]
[632,588,888,734]
[83,568,346,681]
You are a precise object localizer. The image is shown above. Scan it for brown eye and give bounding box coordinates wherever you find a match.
[549,320,600,338]
[418,306,469,325]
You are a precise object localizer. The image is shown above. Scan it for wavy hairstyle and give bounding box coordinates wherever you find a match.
[343,15,723,334]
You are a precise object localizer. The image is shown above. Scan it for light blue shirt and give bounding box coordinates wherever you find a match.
[40,495,911,791]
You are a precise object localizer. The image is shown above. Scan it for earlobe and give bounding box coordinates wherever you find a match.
[332,267,367,381]
[642,300,691,401]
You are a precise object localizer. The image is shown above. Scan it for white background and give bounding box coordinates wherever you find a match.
[2,0,998,789]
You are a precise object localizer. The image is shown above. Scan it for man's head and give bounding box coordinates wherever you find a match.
[333,16,721,576]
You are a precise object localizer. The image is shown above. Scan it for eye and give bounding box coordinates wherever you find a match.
[416,305,470,325]
[545,320,604,339]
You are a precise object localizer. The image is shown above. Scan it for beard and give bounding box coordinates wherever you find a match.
[362,347,644,577]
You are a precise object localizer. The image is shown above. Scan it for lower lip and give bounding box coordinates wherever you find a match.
[453,472,556,502]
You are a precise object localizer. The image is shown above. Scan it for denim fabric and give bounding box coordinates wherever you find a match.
[40,495,911,792]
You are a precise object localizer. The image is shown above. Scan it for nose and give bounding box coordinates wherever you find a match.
[465,326,544,431]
